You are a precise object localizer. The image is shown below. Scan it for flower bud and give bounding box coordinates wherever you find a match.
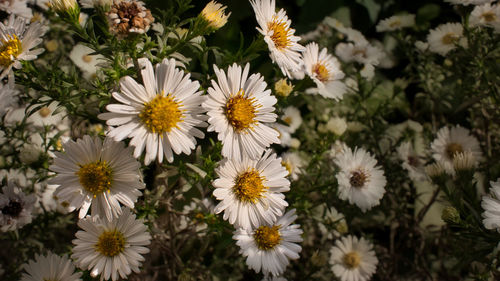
[441,206,460,224]
[50,0,80,23]
[274,78,293,97]
[199,1,230,33]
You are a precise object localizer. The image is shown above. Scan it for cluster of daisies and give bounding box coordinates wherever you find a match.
[0,0,499,280]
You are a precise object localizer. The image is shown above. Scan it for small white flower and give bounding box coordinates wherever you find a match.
[326,117,347,136]
[0,80,18,117]
[430,125,483,174]
[99,58,207,165]
[0,180,37,232]
[376,14,415,32]
[213,150,290,230]
[329,235,378,281]
[72,207,151,281]
[203,63,279,162]
[482,179,500,231]
[50,136,144,221]
[69,43,105,79]
[0,14,46,79]
[27,100,66,128]
[21,252,82,281]
[0,0,32,20]
[445,0,495,6]
[334,147,387,212]
[335,41,384,68]
[281,106,302,133]
[281,151,305,180]
[397,141,426,181]
[233,209,303,277]
[250,0,305,77]
[79,0,112,9]
[272,123,292,147]
[470,3,500,32]
[427,22,467,56]
[303,42,346,100]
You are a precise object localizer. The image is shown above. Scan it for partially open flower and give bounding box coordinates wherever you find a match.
[106,0,154,37]
[199,1,230,32]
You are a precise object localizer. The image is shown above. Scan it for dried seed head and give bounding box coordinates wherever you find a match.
[106,0,154,37]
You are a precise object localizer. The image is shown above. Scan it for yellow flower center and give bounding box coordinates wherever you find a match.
[0,35,22,67]
[139,94,183,134]
[38,106,52,118]
[95,230,125,257]
[76,161,113,195]
[445,142,463,159]
[282,160,293,176]
[350,170,367,188]
[225,90,258,132]
[233,169,267,203]
[481,12,497,22]
[352,48,367,58]
[313,63,330,82]
[442,33,459,45]
[389,19,402,28]
[343,251,361,269]
[254,225,281,250]
[82,54,93,63]
[268,19,290,50]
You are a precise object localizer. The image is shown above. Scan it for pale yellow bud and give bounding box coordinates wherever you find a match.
[274,78,293,97]
[45,40,59,52]
[200,1,230,30]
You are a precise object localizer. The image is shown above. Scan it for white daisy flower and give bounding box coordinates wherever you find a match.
[21,252,82,281]
[0,80,18,117]
[376,14,416,32]
[179,198,215,235]
[69,43,105,79]
[49,135,144,221]
[430,125,483,174]
[312,204,348,239]
[72,207,151,281]
[272,123,292,147]
[233,209,303,277]
[250,0,305,77]
[329,235,378,281]
[397,141,427,181]
[427,22,467,56]
[281,106,302,133]
[470,3,500,32]
[80,0,113,9]
[281,151,305,181]
[303,42,346,100]
[0,14,46,79]
[213,150,290,230]
[203,63,280,162]
[335,41,384,67]
[334,147,387,212]
[99,58,207,165]
[0,0,32,19]
[445,0,495,6]
[482,179,500,231]
[27,99,66,128]
[0,180,37,232]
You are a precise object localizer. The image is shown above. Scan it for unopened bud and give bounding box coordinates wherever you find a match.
[441,206,460,224]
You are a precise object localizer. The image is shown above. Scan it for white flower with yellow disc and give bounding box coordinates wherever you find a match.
[203,63,279,162]
[0,14,46,79]
[72,207,151,281]
[49,136,144,221]
[99,58,207,165]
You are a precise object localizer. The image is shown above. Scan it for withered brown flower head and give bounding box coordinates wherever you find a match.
[106,0,154,37]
